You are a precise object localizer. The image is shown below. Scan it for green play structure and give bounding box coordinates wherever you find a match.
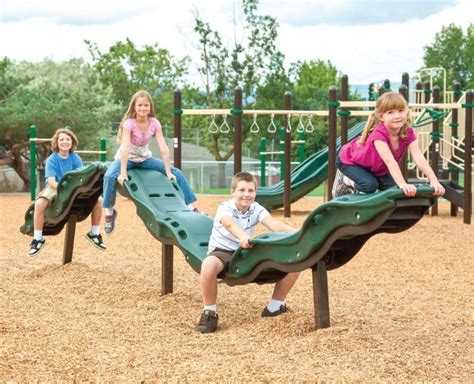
[20,162,106,263]
[21,163,437,328]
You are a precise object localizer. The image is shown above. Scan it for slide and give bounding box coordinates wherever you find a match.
[20,163,106,236]
[122,168,436,286]
[256,121,366,211]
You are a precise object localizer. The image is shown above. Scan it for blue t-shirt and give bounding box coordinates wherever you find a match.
[45,152,83,182]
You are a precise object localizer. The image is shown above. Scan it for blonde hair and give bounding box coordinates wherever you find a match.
[117,90,156,141]
[358,91,411,144]
[231,172,257,191]
[51,128,78,152]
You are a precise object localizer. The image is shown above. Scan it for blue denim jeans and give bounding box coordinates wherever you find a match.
[102,157,197,208]
[336,156,396,193]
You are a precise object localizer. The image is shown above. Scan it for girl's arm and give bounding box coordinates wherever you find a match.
[47,176,58,189]
[374,140,417,196]
[220,215,252,249]
[155,129,176,180]
[118,129,131,185]
[261,215,295,232]
[408,140,445,196]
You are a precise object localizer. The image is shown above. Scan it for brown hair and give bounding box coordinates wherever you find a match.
[358,91,411,145]
[50,127,79,152]
[231,171,257,191]
[117,90,156,141]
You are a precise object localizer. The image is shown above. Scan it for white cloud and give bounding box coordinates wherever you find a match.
[1,0,472,86]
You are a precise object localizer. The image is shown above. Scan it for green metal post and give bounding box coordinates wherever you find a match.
[260,138,266,187]
[100,138,106,162]
[279,127,285,181]
[30,124,37,201]
[297,131,305,163]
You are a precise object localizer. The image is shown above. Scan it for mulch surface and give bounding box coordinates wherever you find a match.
[1,193,472,382]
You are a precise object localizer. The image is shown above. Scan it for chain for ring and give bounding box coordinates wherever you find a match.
[209,112,315,134]
[296,114,305,133]
[267,114,277,133]
[208,115,219,134]
[249,113,260,133]
[219,114,231,133]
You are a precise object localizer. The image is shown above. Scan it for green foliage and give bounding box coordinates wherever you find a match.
[192,0,288,164]
[422,23,474,89]
[0,58,120,149]
[86,38,191,128]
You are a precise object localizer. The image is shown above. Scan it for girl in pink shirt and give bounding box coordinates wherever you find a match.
[102,90,197,234]
[333,92,445,198]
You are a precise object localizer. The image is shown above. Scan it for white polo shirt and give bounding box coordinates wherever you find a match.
[207,199,270,254]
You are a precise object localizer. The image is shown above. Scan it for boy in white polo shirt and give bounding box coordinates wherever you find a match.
[195,171,300,333]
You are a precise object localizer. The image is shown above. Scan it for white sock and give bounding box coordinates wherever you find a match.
[34,230,43,241]
[187,204,195,210]
[267,299,284,313]
[105,208,114,216]
[91,225,100,236]
[204,304,217,313]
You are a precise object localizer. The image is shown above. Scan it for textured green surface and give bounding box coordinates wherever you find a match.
[228,187,434,280]
[20,162,106,236]
[122,169,435,285]
[256,122,365,211]
[122,169,213,273]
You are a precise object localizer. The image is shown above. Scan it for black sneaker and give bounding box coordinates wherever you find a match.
[261,304,291,317]
[332,169,355,197]
[29,238,46,256]
[194,310,218,333]
[104,209,117,235]
[85,232,106,250]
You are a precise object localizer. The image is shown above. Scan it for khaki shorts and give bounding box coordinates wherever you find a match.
[37,184,57,203]
[207,248,234,278]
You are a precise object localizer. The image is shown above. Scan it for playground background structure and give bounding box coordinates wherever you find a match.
[23,71,472,223]
[172,74,472,223]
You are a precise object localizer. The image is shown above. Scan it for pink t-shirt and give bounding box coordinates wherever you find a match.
[123,117,161,147]
[339,123,416,176]
[115,117,162,162]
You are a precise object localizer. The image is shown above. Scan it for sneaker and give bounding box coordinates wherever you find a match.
[85,232,106,251]
[194,310,218,333]
[332,169,355,197]
[192,208,208,216]
[104,209,117,235]
[261,304,291,317]
[29,238,46,256]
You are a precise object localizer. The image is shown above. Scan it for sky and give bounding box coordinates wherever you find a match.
[1,0,473,86]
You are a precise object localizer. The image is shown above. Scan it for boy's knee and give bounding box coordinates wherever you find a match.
[201,256,223,275]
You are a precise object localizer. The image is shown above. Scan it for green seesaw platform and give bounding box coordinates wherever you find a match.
[121,168,435,327]
[20,164,436,328]
[20,162,106,263]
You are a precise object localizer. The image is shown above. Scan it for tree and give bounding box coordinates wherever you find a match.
[0,58,120,191]
[191,0,288,186]
[422,23,474,89]
[86,38,190,127]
